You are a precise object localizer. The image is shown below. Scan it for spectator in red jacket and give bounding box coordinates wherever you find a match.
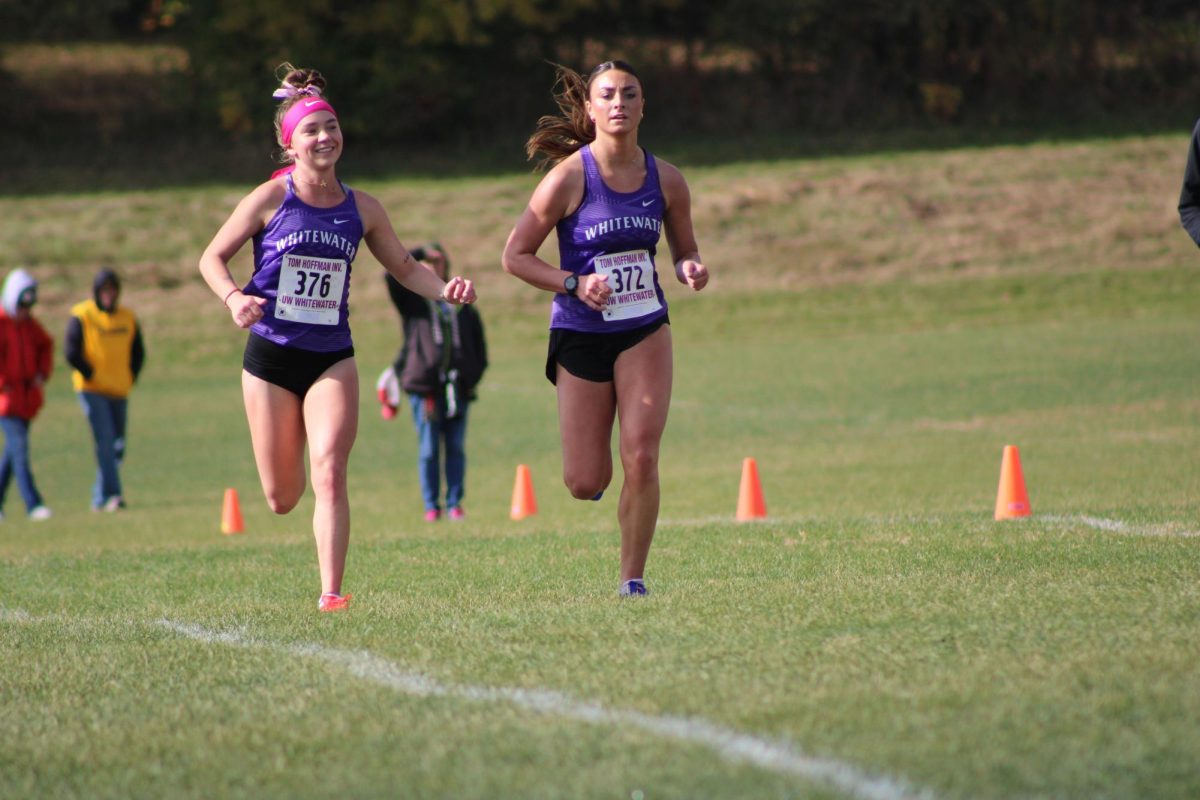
[0,268,54,521]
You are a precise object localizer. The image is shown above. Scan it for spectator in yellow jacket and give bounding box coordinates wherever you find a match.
[65,269,145,512]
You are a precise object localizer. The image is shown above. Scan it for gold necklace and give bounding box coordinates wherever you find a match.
[294,173,332,190]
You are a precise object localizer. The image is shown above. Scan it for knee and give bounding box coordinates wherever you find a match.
[564,472,608,501]
[264,490,301,515]
[621,445,659,485]
[262,471,305,514]
[309,458,349,501]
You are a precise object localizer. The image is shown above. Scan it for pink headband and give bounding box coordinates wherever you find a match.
[280,98,337,147]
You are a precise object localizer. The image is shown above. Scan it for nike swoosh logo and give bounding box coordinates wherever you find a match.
[305,99,320,107]
[641,199,655,206]
[333,218,349,224]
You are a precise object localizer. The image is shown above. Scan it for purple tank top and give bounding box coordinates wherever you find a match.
[552,145,668,333]
[248,176,363,351]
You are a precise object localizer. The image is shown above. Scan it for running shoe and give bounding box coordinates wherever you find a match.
[618,579,649,597]
[318,592,352,612]
[447,507,465,521]
[29,506,52,521]
[424,509,441,522]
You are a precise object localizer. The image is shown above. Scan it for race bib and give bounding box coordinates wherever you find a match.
[275,254,347,325]
[594,249,662,322]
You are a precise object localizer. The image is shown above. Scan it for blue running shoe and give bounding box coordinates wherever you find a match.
[618,579,649,597]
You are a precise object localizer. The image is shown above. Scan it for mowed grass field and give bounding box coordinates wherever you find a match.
[2,133,1199,799]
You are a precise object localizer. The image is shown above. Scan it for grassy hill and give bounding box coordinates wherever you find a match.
[1,134,1198,799]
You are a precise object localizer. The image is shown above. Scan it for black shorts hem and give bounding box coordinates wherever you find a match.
[243,334,355,398]
[545,314,669,385]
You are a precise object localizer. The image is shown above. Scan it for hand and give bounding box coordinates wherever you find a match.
[227,291,267,328]
[579,274,611,311]
[677,259,708,291]
[442,276,476,304]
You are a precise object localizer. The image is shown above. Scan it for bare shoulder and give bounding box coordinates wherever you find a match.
[654,157,688,192]
[531,150,586,216]
[653,157,691,209]
[351,185,377,205]
[247,178,288,211]
[229,179,288,228]
[540,151,586,195]
[350,188,387,228]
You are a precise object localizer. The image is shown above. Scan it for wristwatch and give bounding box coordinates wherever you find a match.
[563,273,580,296]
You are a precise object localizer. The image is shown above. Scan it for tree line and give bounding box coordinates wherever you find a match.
[8,0,1200,151]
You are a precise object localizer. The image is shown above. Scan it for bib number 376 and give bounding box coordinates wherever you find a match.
[276,254,347,325]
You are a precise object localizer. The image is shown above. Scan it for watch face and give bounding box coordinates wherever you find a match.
[564,274,578,294]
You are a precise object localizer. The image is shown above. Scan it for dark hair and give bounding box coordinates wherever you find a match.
[272,63,329,163]
[524,60,641,169]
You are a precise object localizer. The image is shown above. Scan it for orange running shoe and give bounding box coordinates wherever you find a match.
[318,592,352,612]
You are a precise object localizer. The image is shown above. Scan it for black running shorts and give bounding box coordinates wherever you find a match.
[243,333,355,398]
[545,315,669,385]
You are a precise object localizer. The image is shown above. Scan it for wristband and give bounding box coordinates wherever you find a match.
[222,287,240,308]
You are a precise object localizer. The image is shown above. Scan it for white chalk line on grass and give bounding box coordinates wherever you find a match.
[657,513,1199,538]
[155,618,933,800]
[1044,514,1200,538]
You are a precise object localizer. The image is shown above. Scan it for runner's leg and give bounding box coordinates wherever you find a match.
[303,358,359,596]
[612,325,672,583]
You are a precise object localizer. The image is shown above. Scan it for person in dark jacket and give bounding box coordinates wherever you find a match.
[381,243,487,521]
[65,268,145,511]
[0,268,54,521]
[1179,118,1200,246]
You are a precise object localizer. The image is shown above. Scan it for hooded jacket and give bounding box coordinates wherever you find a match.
[385,274,487,406]
[65,269,144,397]
[0,269,54,420]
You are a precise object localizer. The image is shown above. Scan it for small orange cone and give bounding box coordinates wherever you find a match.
[221,488,245,534]
[736,457,767,521]
[994,445,1031,520]
[510,464,538,520]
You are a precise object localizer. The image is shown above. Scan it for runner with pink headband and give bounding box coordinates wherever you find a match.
[269,87,339,179]
[279,94,338,147]
[198,65,477,613]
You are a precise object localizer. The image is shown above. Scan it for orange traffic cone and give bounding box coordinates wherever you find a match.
[994,445,1031,520]
[736,457,767,521]
[221,488,245,534]
[510,464,538,520]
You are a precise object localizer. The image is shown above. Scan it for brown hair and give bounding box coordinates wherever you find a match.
[524,60,641,169]
[272,63,329,161]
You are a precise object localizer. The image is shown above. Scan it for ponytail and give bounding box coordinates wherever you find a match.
[524,60,641,169]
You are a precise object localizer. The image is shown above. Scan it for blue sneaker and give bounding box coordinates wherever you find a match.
[618,579,649,597]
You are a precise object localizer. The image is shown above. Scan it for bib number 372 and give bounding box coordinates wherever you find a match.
[593,249,662,322]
